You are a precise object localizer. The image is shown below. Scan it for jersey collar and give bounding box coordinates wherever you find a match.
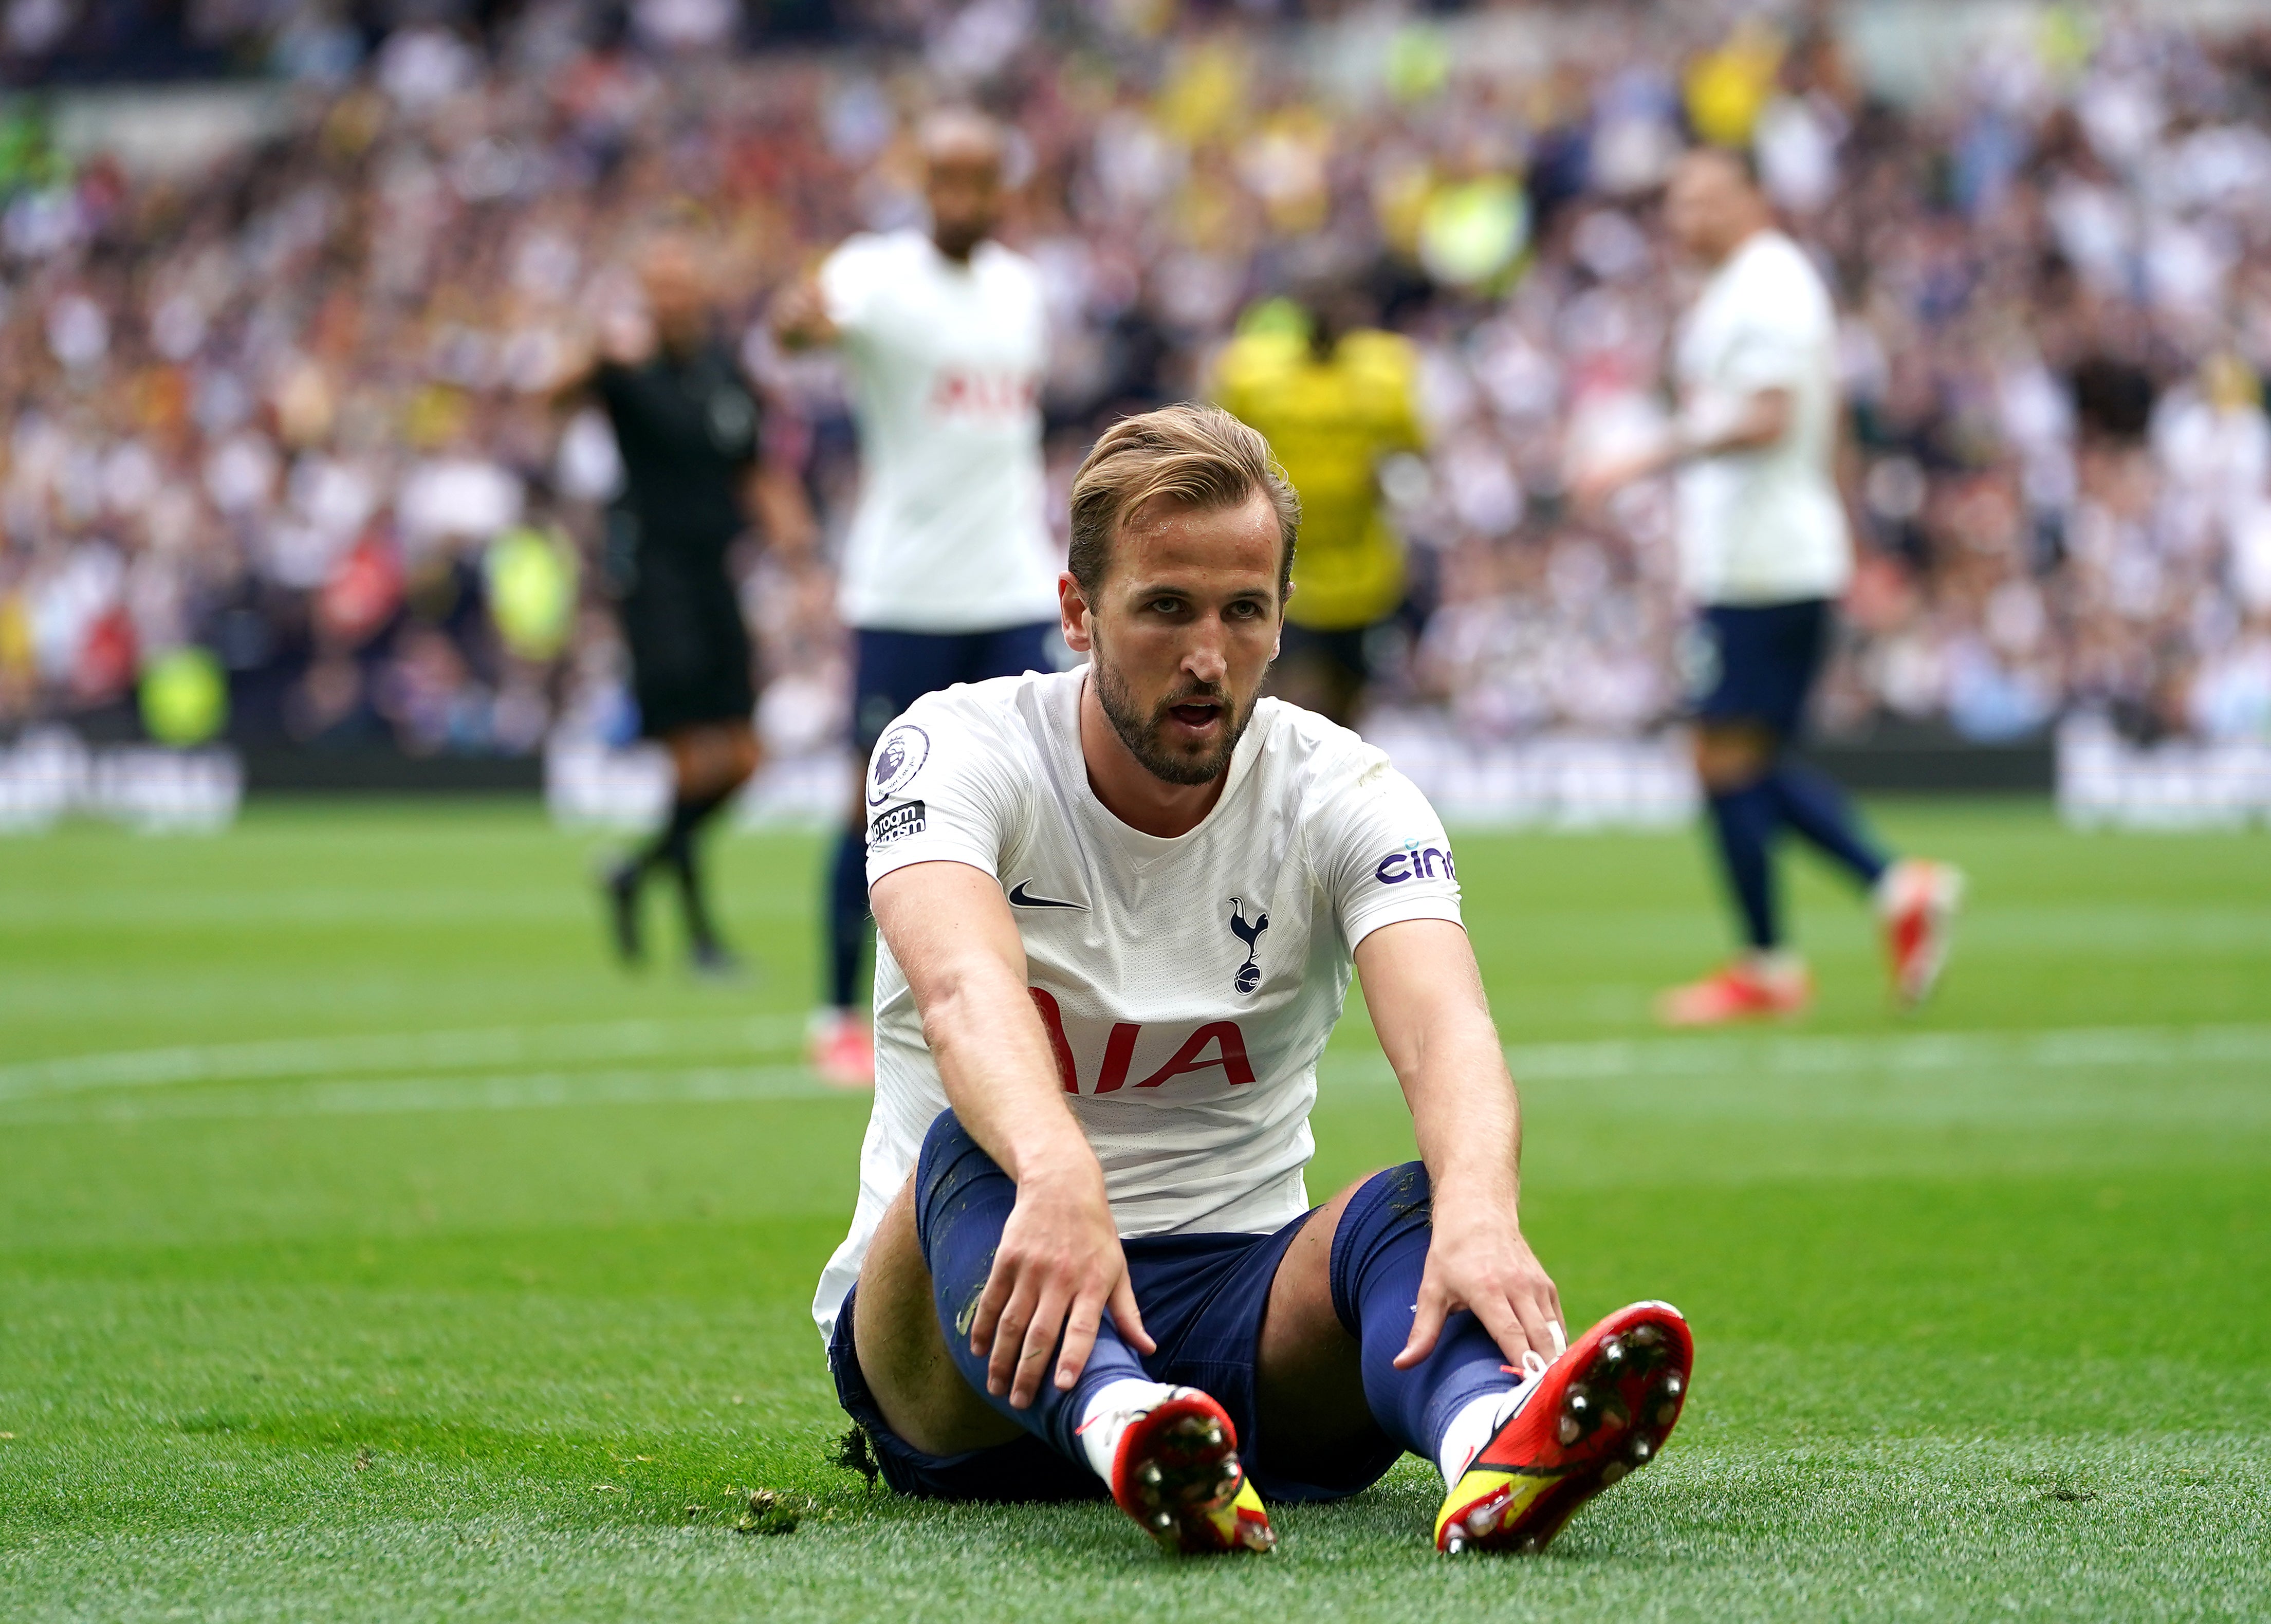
[1055,670,1267,857]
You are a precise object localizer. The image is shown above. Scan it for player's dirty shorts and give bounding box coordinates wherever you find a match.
[1683,597,1832,742]
[827,1216,1402,1505]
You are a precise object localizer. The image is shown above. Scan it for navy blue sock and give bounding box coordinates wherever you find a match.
[1765,761,1890,887]
[825,826,871,1009]
[1327,1164,1522,1469]
[1705,781,1782,951]
[913,1110,1152,1462]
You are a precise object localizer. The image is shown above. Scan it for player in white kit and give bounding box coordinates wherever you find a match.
[773,109,1062,1086]
[817,404,1692,1558]
[1577,146,1961,1024]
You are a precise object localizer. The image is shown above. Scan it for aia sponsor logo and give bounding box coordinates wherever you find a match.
[1029,989,1255,1095]
[1375,840,1455,884]
[926,368,1039,418]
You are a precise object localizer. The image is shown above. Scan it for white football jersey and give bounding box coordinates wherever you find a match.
[1673,229,1851,606]
[820,230,1063,633]
[812,669,1464,1339]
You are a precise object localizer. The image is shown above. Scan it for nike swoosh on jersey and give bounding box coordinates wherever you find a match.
[1007,881,1086,911]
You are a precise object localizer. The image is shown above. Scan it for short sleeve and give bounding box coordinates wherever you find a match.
[819,237,888,340]
[862,693,1031,890]
[1715,256,1825,393]
[1210,335,1258,419]
[1308,744,1464,948]
[1345,330,1426,453]
[1716,319,1813,394]
[1380,339,1427,453]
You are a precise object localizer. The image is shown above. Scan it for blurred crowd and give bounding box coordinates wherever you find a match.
[6,2,2271,758]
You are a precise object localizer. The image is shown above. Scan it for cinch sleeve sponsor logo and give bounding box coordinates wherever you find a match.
[1374,841,1456,884]
[870,800,926,845]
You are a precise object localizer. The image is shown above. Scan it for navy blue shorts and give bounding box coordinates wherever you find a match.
[852,622,1058,751]
[1686,598,1832,742]
[826,1213,1402,1506]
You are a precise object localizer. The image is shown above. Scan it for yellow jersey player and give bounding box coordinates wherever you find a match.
[1213,281,1424,725]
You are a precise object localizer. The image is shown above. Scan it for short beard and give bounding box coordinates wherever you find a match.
[1091,645,1260,787]
[932,220,987,260]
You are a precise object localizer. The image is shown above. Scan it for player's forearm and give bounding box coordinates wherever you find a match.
[926,1008,1094,1190]
[749,463,816,557]
[1401,1019,1524,1213]
[768,280,838,352]
[920,965,1099,1190]
[1357,921,1525,1216]
[547,354,599,414]
[874,862,1103,1191]
[1674,386,1793,461]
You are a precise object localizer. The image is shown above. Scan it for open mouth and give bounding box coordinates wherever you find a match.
[1167,700,1224,730]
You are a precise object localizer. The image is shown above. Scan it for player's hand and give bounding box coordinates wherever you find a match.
[1569,450,1649,516]
[599,304,656,366]
[1397,1203,1565,1371]
[548,334,596,395]
[968,1167,1155,1408]
[769,275,837,350]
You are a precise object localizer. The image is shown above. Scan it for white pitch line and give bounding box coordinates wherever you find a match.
[1300,1021,2271,1089]
[0,1015,810,1102]
[1513,1023,2271,1081]
[0,1065,841,1126]
[4,1022,2266,1129]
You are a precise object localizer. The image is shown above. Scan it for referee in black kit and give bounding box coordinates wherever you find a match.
[559,233,809,974]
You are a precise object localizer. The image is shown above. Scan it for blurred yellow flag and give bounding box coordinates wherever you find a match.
[1418,175,1528,289]
[140,646,229,748]
[486,526,579,662]
[1157,38,1247,145]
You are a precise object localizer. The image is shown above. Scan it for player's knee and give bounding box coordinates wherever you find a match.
[912,1109,1010,1256]
[727,728,761,785]
[917,1106,975,1164]
[1695,726,1770,792]
[1326,1161,1433,1330]
[1360,1161,1434,1227]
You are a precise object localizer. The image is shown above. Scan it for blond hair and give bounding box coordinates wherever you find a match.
[1067,404,1300,601]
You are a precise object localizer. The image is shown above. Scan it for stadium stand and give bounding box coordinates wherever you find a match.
[4,5,2269,810]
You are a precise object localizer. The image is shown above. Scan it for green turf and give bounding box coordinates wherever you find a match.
[3,799,2266,1621]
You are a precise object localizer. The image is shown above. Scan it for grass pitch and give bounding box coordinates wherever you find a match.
[2,799,2266,1621]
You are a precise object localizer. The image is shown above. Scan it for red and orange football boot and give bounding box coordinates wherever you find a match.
[806,1009,875,1089]
[1877,858,1965,1009]
[1434,1301,1694,1555]
[1655,960,1812,1027]
[1110,1390,1275,1556]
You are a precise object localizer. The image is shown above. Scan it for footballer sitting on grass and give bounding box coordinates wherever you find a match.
[813,404,1692,1556]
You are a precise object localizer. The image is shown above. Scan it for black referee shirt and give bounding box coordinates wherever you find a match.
[594,338,760,589]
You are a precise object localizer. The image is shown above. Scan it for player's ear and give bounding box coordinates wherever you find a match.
[1059,570,1094,654]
